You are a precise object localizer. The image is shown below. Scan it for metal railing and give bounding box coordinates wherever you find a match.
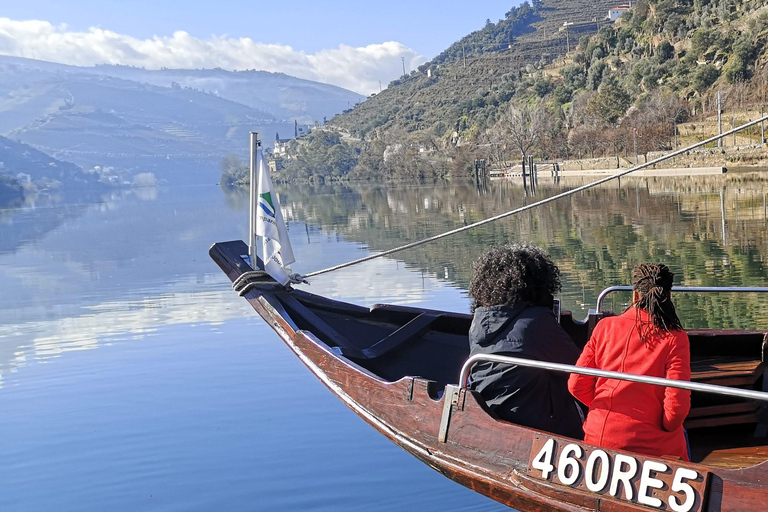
[438,353,768,442]
[596,286,768,313]
[458,354,768,402]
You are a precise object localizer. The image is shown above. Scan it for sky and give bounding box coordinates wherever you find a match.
[0,1,521,94]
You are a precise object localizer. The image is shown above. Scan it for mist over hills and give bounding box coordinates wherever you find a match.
[0,56,364,183]
[83,65,364,123]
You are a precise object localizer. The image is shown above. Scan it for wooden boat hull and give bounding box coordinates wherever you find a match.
[210,240,768,512]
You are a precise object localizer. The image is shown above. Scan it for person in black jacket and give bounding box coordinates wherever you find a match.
[468,244,584,439]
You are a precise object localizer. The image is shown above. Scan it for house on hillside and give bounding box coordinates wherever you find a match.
[607,4,631,21]
[274,133,292,156]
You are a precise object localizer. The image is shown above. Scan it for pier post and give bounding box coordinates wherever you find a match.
[717,91,723,148]
[521,155,527,189]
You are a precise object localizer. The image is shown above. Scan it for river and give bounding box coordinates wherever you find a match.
[0,174,767,511]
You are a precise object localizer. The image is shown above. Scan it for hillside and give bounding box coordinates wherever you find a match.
[333,0,619,140]
[85,65,364,124]
[0,135,104,203]
[0,56,363,183]
[276,0,768,182]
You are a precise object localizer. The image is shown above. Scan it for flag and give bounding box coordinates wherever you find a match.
[255,148,295,285]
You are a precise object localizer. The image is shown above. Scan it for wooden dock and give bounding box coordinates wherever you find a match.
[556,166,727,177]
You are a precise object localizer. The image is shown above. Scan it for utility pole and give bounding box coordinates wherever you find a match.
[401,57,406,78]
[563,22,573,53]
[379,80,382,92]
[717,91,723,148]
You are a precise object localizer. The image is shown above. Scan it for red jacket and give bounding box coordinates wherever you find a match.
[568,308,691,461]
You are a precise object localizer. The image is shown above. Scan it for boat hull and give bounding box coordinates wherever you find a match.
[210,240,768,512]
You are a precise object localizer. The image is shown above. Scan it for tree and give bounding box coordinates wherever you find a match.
[586,83,631,125]
[691,64,720,91]
[499,100,551,159]
[561,64,587,90]
[586,61,607,90]
[568,125,604,158]
[219,154,247,186]
[657,41,674,63]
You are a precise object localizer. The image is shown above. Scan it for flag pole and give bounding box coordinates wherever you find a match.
[248,131,259,267]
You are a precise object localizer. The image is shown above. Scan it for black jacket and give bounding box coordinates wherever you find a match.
[468,303,584,439]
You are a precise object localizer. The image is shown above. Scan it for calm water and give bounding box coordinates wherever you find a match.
[0,174,767,511]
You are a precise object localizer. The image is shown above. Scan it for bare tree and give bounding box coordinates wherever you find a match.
[499,100,551,159]
[643,91,689,148]
[568,125,604,159]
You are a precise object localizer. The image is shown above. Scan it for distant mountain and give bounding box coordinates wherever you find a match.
[84,65,364,124]
[0,135,104,202]
[0,56,364,183]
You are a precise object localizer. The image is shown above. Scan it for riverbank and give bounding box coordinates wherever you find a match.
[490,143,768,179]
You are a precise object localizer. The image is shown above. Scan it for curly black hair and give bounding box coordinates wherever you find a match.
[468,244,561,313]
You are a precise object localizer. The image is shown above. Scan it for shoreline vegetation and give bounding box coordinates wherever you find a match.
[223,0,768,187]
[0,135,162,209]
[0,175,24,207]
[220,127,768,186]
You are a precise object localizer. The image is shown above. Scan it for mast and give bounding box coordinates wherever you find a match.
[249,131,259,267]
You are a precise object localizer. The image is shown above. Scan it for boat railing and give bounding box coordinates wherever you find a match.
[595,286,768,313]
[439,353,768,442]
[457,354,768,401]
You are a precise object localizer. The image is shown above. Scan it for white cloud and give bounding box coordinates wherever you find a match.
[0,18,425,94]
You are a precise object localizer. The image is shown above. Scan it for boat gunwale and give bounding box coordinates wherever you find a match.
[210,240,768,511]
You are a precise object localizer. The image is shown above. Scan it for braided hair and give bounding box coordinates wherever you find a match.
[469,244,561,313]
[631,263,683,343]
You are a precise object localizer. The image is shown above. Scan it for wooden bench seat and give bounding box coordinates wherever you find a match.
[690,356,763,387]
[685,351,766,430]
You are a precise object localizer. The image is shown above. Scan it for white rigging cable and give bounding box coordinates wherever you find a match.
[303,116,768,279]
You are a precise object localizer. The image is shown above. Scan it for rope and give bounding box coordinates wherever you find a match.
[232,270,269,292]
[233,270,307,296]
[303,116,768,279]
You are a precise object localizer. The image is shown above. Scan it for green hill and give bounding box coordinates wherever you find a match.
[272,0,768,182]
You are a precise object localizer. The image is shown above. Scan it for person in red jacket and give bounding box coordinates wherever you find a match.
[568,263,691,461]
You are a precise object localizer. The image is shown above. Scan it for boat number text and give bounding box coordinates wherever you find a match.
[527,437,708,512]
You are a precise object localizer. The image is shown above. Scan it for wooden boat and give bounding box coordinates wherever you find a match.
[211,239,768,512]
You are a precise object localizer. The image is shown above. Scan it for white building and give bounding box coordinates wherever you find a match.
[608,4,631,22]
[273,133,292,156]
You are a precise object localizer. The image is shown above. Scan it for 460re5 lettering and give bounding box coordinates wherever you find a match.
[527,437,709,512]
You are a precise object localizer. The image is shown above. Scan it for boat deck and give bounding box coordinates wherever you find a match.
[690,424,768,468]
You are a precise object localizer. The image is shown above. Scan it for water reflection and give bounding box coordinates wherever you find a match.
[224,173,768,329]
[2,177,766,512]
[0,184,471,388]
[0,182,505,512]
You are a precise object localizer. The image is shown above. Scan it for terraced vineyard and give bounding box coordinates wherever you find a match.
[333,0,622,141]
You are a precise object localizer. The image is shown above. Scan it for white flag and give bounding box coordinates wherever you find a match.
[255,148,295,285]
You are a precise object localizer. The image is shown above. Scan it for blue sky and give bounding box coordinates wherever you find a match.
[1,1,522,93]
[4,0,519,58]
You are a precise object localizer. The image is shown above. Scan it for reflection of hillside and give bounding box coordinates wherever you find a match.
[0,236,463,389]
[271,177,768,329]
[0,189,108,256]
